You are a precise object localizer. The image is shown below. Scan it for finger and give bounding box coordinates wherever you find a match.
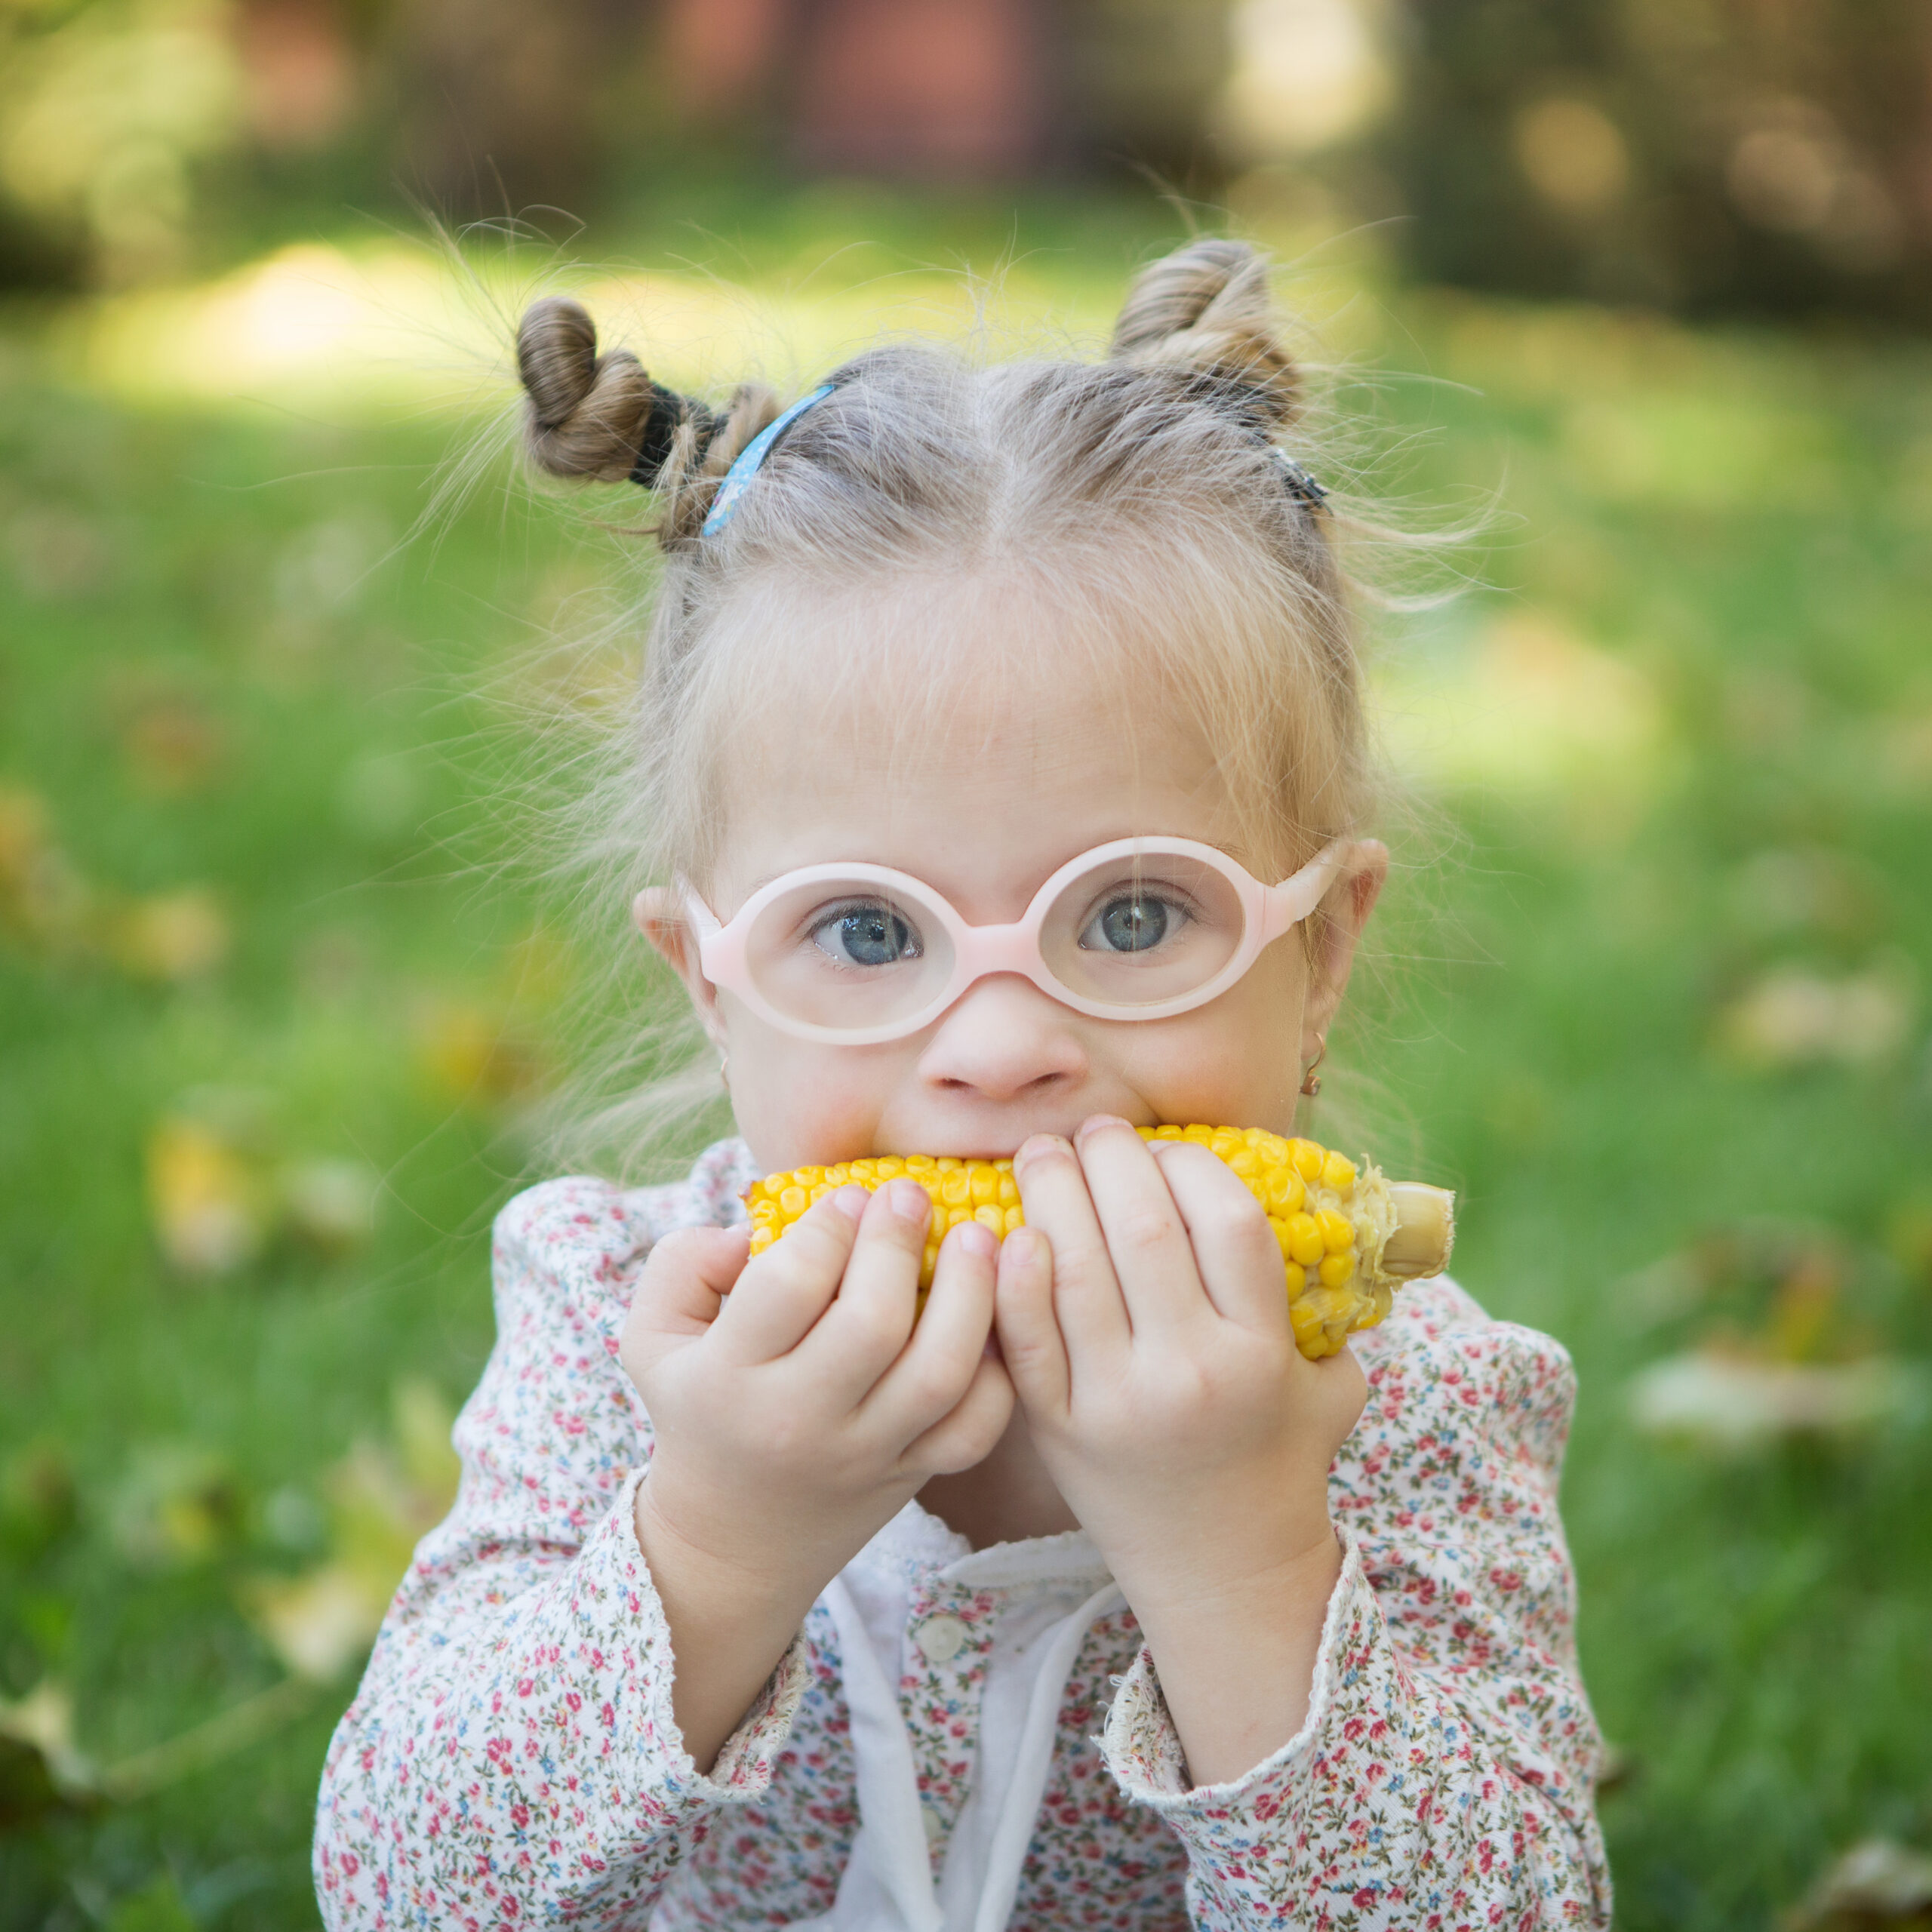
[1011,1134,1131,1365]
[712,1186,867,1363]
[864,1216,1000,1444]
[634,1226,749,1333]
[992,1226,1070,1423]
[1149,1139,1291,1334]
[794,1178,932,1403]
[1072,1115,1208,1337]
[620,1226,749,1379]
[903,1346,1016,1478]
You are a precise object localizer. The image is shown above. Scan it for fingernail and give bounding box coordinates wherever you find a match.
[1012,1134,1066,1177]
[1074,1114,1131,1146]
[829,1185,870,1222]
[951,1220,997,1261]
[884,1179,931,1227]
[1001,1227,1043,1269]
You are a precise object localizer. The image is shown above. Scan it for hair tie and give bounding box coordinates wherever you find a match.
[702,383,837,537]
[629,383,719,489]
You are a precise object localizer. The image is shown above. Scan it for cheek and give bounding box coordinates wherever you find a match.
[1110,956,1306,1131]
[716,1001,912,1171]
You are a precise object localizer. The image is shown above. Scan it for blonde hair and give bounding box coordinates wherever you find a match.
[517,238,1387,1176]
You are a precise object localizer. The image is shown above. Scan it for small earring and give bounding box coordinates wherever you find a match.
[716,1048,730,1094]
[1300,1038,1326,1098]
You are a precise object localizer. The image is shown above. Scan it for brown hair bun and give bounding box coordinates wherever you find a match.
[1109,238,1302,432]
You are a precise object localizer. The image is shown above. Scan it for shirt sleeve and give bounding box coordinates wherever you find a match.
[1099,1284,1613,1930]
[312,1174,812,1931]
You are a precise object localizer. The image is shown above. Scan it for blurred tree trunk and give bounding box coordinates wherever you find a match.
[386,0,646,218]
[1381,0,1932,323]
[789,0,1051,176]
[657,0,1234,185]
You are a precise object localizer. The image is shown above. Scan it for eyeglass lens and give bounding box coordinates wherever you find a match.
[740,851,1251,1032]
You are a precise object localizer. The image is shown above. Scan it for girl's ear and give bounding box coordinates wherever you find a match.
[1302,840,1388,1051]
[633,888,726,1047]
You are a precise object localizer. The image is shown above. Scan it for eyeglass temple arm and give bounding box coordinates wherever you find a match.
[675,883,728,983]
[1258,840,1354,943]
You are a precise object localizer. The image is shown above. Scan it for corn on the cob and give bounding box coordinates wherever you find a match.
[743,1125,1454,1359]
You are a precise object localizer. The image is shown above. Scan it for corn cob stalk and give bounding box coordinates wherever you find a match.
[743,1124,1454,1360]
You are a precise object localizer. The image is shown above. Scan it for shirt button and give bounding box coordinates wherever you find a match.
[921,1804,946,1843]
[913,1614,969,1663]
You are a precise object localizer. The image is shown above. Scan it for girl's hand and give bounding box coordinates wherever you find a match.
[622,1180,1014,1619]
[995,1117,1365,1774]
[620,1180,1014,1770]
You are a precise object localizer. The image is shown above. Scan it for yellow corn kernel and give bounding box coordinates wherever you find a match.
[746,1128,1452,1354]
[1316,1209,1355,1254]
[1288,1138,1325,1181]
[1285,1211,1325,1268]
[1265,1167,1306,1217]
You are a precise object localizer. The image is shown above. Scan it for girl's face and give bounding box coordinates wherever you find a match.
[642,577,1385,1173]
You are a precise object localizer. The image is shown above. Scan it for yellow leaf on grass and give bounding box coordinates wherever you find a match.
[281,1158,378,1251]
[414,999,543,1103]
[0,787,91,951]
[0,1680,97,1804]
[1786,1837,1932,1930]
[391,1377,460,1509]
[244,1564,388,1683]
[112,888,230,983]
[242,1380,460,1681]
[109,1444,242,1569]
[1629,1349,1921,1451]
[1718,966,1915,1070]
[145,1118,272,1275]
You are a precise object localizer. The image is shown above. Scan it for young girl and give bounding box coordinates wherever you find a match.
[314,239,1610,1930]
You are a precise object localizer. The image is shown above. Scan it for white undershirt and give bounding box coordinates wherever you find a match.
[808,1503,1124,1932]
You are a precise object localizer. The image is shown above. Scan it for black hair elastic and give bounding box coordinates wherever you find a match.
[628,383,721,490]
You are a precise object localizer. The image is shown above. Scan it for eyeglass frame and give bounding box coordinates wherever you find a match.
[676,834,1361,1047]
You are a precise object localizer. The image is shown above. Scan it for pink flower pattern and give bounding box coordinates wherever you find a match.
[314,1142,1611,1929]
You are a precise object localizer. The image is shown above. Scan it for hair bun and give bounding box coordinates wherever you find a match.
[518,296,603,429]
[516,296,684,485]
[1109,238,1301,430]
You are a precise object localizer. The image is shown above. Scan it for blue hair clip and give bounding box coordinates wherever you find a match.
[702,383,837,537]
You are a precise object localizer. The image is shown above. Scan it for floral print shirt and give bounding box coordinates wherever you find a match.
[314,1140,1611,1930]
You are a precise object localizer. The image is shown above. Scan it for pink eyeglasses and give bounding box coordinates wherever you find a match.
[680,835,1356,1045]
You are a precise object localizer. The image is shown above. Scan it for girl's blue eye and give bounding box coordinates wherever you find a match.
[1084,895,1183,953]
[811,902,921,968]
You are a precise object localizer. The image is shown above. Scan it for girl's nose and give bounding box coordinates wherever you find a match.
[915,974,1088,1102]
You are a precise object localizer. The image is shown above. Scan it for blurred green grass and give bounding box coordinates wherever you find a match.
[2,200,1930,1930]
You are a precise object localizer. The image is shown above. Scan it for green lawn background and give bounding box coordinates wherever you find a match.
[2,192,1930,1930]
